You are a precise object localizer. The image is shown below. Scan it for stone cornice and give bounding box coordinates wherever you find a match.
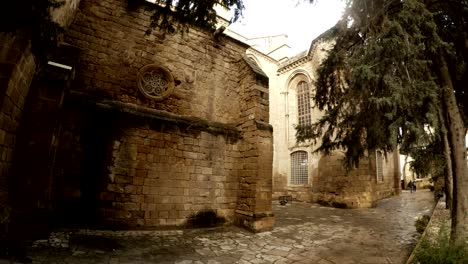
[276,27,337,75]
[246,48,280,66]
[277,54,312,75]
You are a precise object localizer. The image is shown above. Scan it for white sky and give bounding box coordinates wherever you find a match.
[228,0,346,54]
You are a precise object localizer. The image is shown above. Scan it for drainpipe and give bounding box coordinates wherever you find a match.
[45,60,75,209]
[281,91,289,144]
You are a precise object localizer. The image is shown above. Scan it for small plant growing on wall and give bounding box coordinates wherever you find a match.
[0,0,65,60]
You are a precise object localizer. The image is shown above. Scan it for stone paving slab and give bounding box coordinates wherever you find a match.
[10,190,435,264]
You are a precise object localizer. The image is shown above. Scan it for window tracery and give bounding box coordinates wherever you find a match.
[291,151,308,185]
[137,64,174,100]
[376,151,384,182]
[297,81,311,126]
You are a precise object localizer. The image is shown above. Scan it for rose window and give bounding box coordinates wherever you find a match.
[137,64,174,100]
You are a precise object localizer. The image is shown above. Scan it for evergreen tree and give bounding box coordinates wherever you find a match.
[297,0,468,245]
[127,0,244,33]
[0,0,64,59]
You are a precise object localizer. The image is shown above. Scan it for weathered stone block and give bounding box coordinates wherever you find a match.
[234,211,275,233]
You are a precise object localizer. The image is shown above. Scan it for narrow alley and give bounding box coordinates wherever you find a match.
[25,189,434,264]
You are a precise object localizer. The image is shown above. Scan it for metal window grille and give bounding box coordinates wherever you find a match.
[297,81,311,126]
[376,151,384,182]
[291,151,308,185]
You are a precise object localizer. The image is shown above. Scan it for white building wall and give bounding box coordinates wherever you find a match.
[240,32,400,205]
[242,39,333,200]
[268,41,332,200]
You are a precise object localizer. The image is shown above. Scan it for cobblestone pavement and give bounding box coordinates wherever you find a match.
[24,190,434,264]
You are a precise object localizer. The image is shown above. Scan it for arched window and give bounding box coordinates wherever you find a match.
[291,151,308,185]
[297,81,311,126]
[376,151,384,182]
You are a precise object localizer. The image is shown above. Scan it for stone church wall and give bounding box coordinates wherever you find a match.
[19,0,274,230]
[311,151,400,208]
[65,0,244,125]
[98,116,242,227]
[0,33,36,207]
[234,63,274,231]
[0,1,83,240]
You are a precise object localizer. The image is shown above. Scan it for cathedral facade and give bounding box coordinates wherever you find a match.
[227,30,402,208]
[0,1,403,239]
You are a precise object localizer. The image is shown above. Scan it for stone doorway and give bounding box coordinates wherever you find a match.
[74,110,114,227]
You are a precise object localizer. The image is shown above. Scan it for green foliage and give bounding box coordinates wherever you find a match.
[408,139,446,180]
[430,1,468,125]
[415,215,431,234]
[0,0,64,60]
[413,223,468,264]
[31,0,64,59]
[127,0,244,34]
[298,0,443,168]
[297,0,468,170]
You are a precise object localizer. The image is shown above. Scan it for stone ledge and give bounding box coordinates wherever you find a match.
[68,92,241,141]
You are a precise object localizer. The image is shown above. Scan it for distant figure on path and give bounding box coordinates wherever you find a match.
[408,180,416,193]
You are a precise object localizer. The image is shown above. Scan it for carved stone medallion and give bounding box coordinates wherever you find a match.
[137,64,174,100]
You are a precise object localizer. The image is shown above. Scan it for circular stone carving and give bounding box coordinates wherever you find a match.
[137,64,174,100]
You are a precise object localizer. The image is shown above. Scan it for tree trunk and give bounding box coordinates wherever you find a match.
[442,128,454,210]
[403,156,408,188]
[439,52,468,245]
[438,107,453,210]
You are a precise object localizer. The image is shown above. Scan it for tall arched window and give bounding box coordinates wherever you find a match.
[376,151,384,182]
[290,151,308,185]
[297,81,311,126]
